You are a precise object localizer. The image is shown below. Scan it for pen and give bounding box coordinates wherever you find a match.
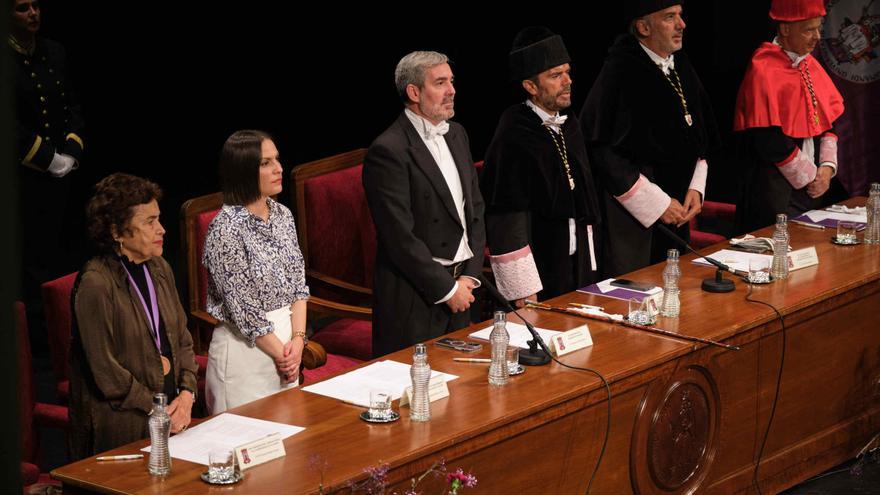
[791,220,825,230]
[453,358,491,363]
[96,454,144,461]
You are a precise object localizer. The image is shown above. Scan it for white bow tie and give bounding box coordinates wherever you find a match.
[543,114,568,128]
[424,121,450,140]
[657,57,675,75]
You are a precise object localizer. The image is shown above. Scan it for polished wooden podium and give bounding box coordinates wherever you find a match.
[53,201,880,494]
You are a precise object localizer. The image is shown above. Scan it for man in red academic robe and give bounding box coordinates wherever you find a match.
[734,0,846,233]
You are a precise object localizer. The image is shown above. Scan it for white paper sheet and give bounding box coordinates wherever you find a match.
[301,360,458,407]
[141,413,304,465]
[594,278,662,295]
[805,210,868,223]
[692,249,772,273]
[469,322,561,350]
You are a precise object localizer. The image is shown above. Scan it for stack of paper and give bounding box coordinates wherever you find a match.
[469,322,561,349]
[577,278,662,303]
[301,360,458,407]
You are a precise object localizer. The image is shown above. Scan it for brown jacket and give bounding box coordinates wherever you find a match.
[69,254,198,460]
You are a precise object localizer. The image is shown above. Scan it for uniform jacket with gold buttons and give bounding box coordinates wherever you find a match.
[9,36,85,171]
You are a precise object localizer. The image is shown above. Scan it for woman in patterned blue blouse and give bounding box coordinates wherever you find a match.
[203,130,310,413]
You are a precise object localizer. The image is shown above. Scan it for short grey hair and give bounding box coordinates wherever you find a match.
[394,51,449,104]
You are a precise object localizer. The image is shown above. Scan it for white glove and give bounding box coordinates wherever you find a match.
[48,152,76,178]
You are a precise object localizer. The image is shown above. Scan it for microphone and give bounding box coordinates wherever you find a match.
[655,223,738,293]
[478,274,552,366]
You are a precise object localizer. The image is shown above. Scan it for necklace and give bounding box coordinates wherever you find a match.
[546,127,575,190]
[662,67,693,127]
[799,61,821,127]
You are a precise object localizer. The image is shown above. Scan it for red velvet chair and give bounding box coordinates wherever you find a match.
[16,301,66,491]
[689,200,736,249]
[180,192,360,385]
[40,272,78,403]
[291,149,374,361]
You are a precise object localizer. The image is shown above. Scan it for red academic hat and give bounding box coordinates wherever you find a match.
[769,0,826,22]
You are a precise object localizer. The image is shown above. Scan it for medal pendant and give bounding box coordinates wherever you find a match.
[161,356,171,376]
[685,113,693,126]
[813,113,820,126]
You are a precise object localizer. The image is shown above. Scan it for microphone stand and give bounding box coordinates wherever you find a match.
[655,224,738,293]
[479,275,551,366]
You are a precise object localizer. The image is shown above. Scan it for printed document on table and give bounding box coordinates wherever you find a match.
[141,413,304,465]
[301,360,458,407]
[693,249,772,273]
[469,322,561,350]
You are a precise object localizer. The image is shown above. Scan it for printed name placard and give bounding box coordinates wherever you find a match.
[234,433,286,471]
[789,246,819,271]
[550,325,593,357]
[400,377,449,407]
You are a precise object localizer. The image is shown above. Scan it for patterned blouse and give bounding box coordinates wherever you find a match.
[203,198,309,346]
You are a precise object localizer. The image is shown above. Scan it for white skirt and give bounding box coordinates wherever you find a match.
[206,306,298,414]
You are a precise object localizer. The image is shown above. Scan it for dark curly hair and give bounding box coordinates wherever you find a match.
[86,173,163,254]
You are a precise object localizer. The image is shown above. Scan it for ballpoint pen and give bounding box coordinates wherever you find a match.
[791,219,825,229]
[96,454,144,461]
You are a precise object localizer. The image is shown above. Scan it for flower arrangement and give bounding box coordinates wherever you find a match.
[312,455,477,494]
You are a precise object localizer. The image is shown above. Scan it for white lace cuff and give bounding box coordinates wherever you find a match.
[489,246,543,301]
[819,135,838,177]
[615,174,671,228]
[688,159,708,200]
[776,148,817,189]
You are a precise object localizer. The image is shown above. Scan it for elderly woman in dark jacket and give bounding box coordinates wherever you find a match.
[69,173,199,461]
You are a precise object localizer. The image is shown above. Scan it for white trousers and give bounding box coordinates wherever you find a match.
[206,306,297,414]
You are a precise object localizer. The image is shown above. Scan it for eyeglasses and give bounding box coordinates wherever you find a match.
[14,1,40,13]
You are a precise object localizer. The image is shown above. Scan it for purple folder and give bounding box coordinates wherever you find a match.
[577,284,657,303]
[791,213,867,231]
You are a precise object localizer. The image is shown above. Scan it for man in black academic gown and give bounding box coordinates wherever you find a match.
[363,51,486,357]
[580,0,719,277]
[481,27,601,305]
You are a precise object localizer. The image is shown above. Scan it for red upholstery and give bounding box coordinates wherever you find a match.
[689,201,736,249]
[40,272,78,402]
[303,164,376,288]
[16,301,68,488]
[311,319,372,362]
[195,209,220,311]
[302,353,363,384]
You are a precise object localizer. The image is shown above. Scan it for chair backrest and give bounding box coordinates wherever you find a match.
[41,272,78,389]
[15,301,37,462]
[180,192,224,318]
[291,149,375,289]
[689,200,736,249]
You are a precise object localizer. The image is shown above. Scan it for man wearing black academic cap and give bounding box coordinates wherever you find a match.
[580,1,719,277]
[481,27,601,305]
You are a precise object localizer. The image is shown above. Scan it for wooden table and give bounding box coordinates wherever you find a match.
[53,201,880,494]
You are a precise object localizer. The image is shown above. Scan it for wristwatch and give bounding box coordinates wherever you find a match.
[293,330,308,345]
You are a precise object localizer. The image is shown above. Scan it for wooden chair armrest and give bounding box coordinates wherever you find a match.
[307,269,372,300]
[307,296,372,321]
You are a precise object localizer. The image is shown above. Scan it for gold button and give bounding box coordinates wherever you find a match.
[23,60,30,66]
[48,68,53,73]
[37,84,42,89]
[61,92,66,97]
[46,136,51,141]
[44,123,50,129]
[56,80,60,85]
[42,110,47,115]
[30,72,36,78]
[40,96,46,103]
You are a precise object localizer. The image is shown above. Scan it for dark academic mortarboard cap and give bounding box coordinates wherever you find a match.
[509,26,571,82]
[632,0,683,19]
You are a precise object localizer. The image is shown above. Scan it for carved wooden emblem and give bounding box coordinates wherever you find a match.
[648,383,710,489]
